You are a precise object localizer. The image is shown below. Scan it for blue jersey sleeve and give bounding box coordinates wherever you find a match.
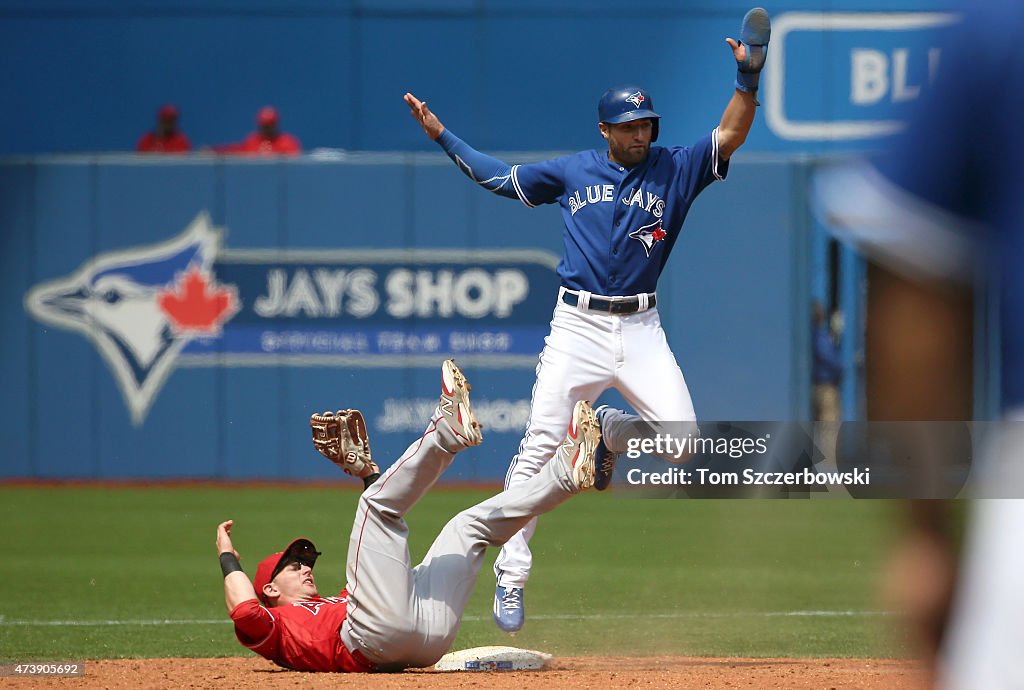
[669,128,729,203]
[435,129,567,207]
[436,129,520,201]
[507,157,569,207]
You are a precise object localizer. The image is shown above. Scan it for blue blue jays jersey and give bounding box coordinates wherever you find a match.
[879,0,1024,410]
[437,129,727,296]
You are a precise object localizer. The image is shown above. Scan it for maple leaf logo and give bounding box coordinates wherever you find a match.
[157,266,240,334]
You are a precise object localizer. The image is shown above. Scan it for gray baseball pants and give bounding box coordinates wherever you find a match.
[339,411,580,670]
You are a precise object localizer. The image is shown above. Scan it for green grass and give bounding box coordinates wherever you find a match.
[0,486,911,660]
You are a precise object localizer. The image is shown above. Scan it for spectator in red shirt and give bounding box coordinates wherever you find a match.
[215,360,600,672]
[136,104,191,153]
[215,106,302,156]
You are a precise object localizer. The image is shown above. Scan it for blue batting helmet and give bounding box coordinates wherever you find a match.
[597,85,660,141]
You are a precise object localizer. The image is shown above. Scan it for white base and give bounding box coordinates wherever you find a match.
[433,645,553,672]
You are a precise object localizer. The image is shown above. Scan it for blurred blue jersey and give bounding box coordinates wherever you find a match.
[879,0,1024,410]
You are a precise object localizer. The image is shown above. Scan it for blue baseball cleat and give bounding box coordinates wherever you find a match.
[593,405,622,491]
[493,585,525,633]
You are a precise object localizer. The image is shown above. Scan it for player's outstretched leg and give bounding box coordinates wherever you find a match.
[402,399,599,663]
[493,399,599,633]
[359,359,482,520]
[342,360,484,667]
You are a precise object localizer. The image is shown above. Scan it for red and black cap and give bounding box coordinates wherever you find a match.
[252,538,321,606]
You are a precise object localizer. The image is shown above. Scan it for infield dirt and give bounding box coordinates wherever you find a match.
[5,656,928,689]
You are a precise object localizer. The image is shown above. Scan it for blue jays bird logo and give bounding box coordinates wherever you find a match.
[24,212,239,425]
[626,91,645,108]
[628,219,667,257]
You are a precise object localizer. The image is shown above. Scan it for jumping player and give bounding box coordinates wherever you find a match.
[215,360,601,672]
[404,7,770,632]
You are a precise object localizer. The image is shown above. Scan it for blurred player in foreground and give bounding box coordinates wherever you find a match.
[214,360,600,672]
[814,1,1024,686]
[404,6,771,632]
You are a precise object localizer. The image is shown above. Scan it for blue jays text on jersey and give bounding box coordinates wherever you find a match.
[567,184,665,218]
[437,127,728,296]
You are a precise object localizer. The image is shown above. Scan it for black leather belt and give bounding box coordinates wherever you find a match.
[560,290,656,314]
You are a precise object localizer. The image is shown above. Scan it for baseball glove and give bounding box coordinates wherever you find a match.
[310,409,380,478]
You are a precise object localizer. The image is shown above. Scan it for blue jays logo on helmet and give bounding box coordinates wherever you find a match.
[597,85,661,141]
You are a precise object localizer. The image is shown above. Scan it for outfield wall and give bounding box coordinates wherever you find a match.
[0,154,809,480]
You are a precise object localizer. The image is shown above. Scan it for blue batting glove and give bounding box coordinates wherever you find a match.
[735,8,771,105]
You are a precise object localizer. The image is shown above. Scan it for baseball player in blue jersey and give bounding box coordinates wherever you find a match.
[814,2,1024,686]
[405,8,770,633]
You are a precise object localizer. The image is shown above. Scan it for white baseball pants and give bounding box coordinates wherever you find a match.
[494,290,697,589]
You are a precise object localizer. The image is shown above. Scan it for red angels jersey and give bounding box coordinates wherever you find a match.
[229,588,373,672]
[239,132,302,155]
[136,131,191,153]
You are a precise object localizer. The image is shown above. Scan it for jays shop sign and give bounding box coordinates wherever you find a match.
[763,11,959,142]
[25,212,559,425]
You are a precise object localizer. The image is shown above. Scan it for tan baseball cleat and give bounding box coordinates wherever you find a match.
[438,359,483,446]
[558,399,600,490]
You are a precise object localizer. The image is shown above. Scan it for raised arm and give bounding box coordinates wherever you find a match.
[403,91,524,200]
[216,520,258,612]
[717,8,771,160]
[717,88,757,161]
